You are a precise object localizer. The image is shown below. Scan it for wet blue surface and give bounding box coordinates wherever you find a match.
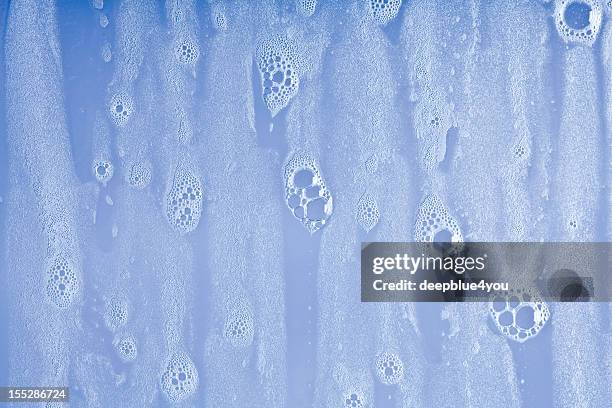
[0,0,611,407]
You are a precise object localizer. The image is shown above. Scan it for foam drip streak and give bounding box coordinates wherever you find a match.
[422,2,520,406]
[198,5,287,405]
[496,1,550,241]
[550,44,607,408]
[314,7,418,406]
[280,12,331,406]
[601,15,612,366]
[5,0,82,393]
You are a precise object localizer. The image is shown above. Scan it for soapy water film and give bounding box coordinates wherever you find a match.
[0,0,610,407]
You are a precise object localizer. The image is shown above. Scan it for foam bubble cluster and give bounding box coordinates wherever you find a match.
[283,153,333,233]
[160,352,199,403]
[92,159,113,185]
[256,35,300,116]
[223,304,255,347]
[165,166,203,234]
[414,194,463,243]
[175,38,199,65]
[104,297,128,331]
[489,288,550,343]
[369,0,402,26]
[297,0,317,17]
[513,143,529,160]
[127,160,152,189]
[115,335,137,362]
[109,92,133,127]
[45,255,79,309]
[211,4,228,31]
[554,0,602,46]
[374,352,404,385]
[343,390,366,407]
[356,192,380,232]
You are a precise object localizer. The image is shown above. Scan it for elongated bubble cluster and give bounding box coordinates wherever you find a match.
[356,192,380,232]
[256,35,300,116]
[165,166,203,234]
[223,304,255,347]
[104,297,128,331]
[45,255,79,309]
[283,153,333,233]
[212,4,228,31]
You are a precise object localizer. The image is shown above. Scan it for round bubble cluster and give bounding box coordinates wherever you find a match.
[356,192,380,232]
[256,35,300,117]
[223,306,255,347]
[212,5,228,31]
[369,0,402,26]
[160,352,199,403]
[175,38,199,65]
[414,194,463,243]
[92,159,113,185]
[374,352,404,385]
[283,153,333,234]
[45,255,79,309]
[116,335,137,362]
[104,297,128,331]
[489,288,550,343]
[297,0,317,17]
[554,0,602,46]
[343,391,365,408]
[109,92,133,127]
[165,167,203,234]
[127,160,152,189]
